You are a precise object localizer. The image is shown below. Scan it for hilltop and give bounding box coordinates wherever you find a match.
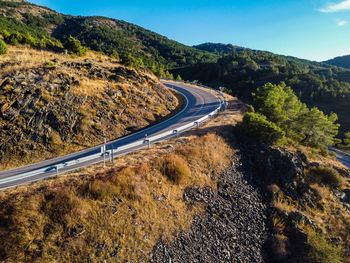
[325,54,350,69]
[194,42,249,55]
[0,0,218,70]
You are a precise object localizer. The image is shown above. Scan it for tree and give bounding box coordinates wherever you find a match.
[0,39,7,55]
[165,70,173,79]
[236,112,285,144]
[176,74,182,81]
[338,132,350,151]
[252,82,340,147]
[109,50,120,61]
[253,82,305,129]
[293,108,340,147]
[64,36,87,57]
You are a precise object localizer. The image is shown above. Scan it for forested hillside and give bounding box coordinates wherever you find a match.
[194,43,248,55]
[0,0,218,71]
[325,54,350,69]
[174,48,350,135]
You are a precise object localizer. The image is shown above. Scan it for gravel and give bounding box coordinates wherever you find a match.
[151,154,269,263]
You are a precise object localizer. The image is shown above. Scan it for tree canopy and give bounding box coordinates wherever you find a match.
[239,82,340,147]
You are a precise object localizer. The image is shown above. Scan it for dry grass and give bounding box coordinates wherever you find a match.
[305,166,344,189]
[0,133,234,262]
[0,45,180,170]
[157,154,191,184]
[270,171,350,261]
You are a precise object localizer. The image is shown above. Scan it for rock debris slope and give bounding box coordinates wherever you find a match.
[151,153,269,263]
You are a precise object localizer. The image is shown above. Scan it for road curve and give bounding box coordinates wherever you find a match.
[0,80,222,190]
[329,146,350,169]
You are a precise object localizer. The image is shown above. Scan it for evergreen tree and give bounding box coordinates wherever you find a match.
[64,36,87,57]
[252,82,340,147]
[0,39,7,55]
[236,112,285,144]
[339,132,350,151]
[109,50,120,61]
[176,74,182,81]
[294,108,340,147]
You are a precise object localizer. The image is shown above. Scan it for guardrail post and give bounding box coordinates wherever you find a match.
[194,121,199,129]
[55,165,59,177]
[111,148,114,165]
[173,130,179,138]
[144,139,151,149]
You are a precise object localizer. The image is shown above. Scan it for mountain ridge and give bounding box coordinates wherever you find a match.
[324,54,350,69]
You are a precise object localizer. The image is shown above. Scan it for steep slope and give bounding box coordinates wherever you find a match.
[325,54,350,69]
[0,46,179,170]
[0,0,219,69]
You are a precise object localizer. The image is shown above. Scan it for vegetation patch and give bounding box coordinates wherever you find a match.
[0,133,233,262]
[158,154,191,184]
[306,166,344,189]
[0,38,7,54]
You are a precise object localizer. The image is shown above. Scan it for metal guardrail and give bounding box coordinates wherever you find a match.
[0,80,224,189]
[328,146,350,158]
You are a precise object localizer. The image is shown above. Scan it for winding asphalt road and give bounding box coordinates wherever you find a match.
[0,80,222,190]
[329,147,350,169]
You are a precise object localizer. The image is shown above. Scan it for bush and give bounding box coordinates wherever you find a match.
[44,61,55,69]
[236,112,285,144]
[64,36,87,57]
[159,154,191,184]
[307,228,344,263]
[89,180,121,200]
[0,39,7,54]
[306,166,343,189]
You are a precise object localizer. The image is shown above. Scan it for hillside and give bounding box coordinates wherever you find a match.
[0,100,349,262]
[0,0,218,70]
[174,47,350,136]
[0,46,180,170]
[194,42,249,55]
[325,54,350,69]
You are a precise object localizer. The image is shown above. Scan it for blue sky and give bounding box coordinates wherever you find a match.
[29,0,350,61]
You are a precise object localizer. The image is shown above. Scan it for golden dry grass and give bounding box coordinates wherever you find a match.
[271,175,350,260]
[0,45,180,170]
[0,133,234,262]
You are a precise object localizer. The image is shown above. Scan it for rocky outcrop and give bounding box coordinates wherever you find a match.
[0,60,178,167]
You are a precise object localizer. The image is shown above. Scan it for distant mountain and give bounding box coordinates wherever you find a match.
[0,0,218,69]
[194,42,249,55]
[324,54,350,69]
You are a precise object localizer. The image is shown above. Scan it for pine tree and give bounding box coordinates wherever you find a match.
[64,36,87,57]
[0,39,7,55]
[339,132,350,151]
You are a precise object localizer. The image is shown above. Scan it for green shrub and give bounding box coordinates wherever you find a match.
[109,49,120,61]
[307,228,344,263]
[236,112,285,144]
[306,166,343,189]
[44,61,55,69]
[121,53,144,69]
[64,36,87,57]
[0,39,7,54]
[176,74,182,81]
